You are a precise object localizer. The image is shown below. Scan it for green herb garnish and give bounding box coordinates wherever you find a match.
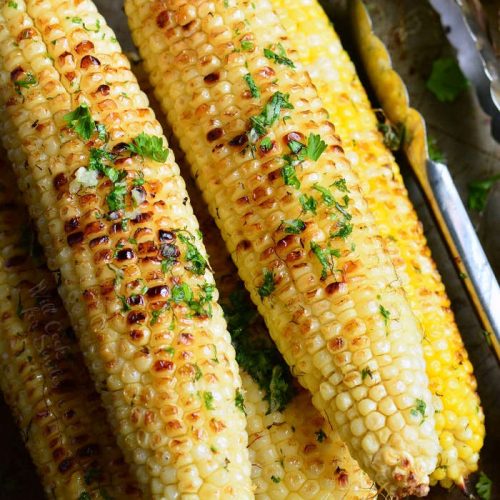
[426,57,468,102]
[315,429,327,442]
[410,398,427,419]
[361,367,373,381]
[378,122,405,151]
[271,475,281,483]
[241,40,254,51]
[476,471,492,500]
[243,73,260,98]
[128,132,169,162]
[64,104,95,141]
[467,174,500,212]
[282,218,305,234]
[310,241,340,280]
[312,184,334,206]
[264,43,295,68]
[258,268,275,298]
[178,233,207,275]
[299,194,317,214]
[235,389,246,414]
[249,91,293,138]
[379,304,391,325]
[281,158,301,189]
[203,391,215,410]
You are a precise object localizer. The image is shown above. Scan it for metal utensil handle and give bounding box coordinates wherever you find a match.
[426,159,500,356]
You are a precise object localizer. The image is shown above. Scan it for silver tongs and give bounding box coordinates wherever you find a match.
[349,0,500,361]
[429,0,500,142]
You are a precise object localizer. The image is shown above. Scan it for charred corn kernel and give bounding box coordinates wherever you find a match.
[187,176,377,499]
[271,0,484,488]
[0,162,140,499]
[0,1,252,497]
[126,0,440,495]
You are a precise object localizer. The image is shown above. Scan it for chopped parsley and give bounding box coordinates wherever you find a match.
[361,367,373,380]
[264,43,295,68]
[64,104,95,141]
[260,137,272,151]
[243,73,260,98]
[299,194,317,214]
[310,241,340,280]
[106,178,127,212]
[14,72,37,93]
[427,135,445,163]
[467,173,500,212]
[331,220,353,239]
[270,475,281,483]
[193,363,203,381]
[282,218,305,234]
[332,178,349,193]
[96,123,107,142]
[8,1,18,8]
[426,57,468,102]
[377,122,405,151]
[410,398,426,419]
[127,132,169,162]
[304,133,327,161]
[89,148,117,179]
[171,282,214,318]
[476,471,492,500]
[312,184,334,206]
[240,40,254,52]
[235,389,246,414]
[178,233,207,275]
[258,268,275,298]
[249,91,293,138]
[281,158,301,189]
[203,391,215,410]
[379,305,391,325]
[223,289,294,413]
[164,346,175,356]
[315,429,327,442]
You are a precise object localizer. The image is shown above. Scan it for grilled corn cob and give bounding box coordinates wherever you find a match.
[194,186,377,499]
[0,1,252,497]
[270,0,485,488]
[126,0,440,495]
[133,59,377,499]
[0,162,140,499]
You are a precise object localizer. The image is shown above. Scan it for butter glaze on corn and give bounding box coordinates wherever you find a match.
[0,1,252,497]
[0,163,141,499]
[126,0,440,495]
[271,0,485,488]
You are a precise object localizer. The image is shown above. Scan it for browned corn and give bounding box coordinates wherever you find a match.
[126,0,441,495]
[0,1,252,497]
[271,0,485,489]
[0,161,140,499]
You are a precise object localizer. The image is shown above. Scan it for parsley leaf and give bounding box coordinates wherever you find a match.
[14,72,37,93]
[240,40,254,51]
[178,233,207,275]
[299,194,317,214]
[270,475,281,483]
[313,184,334,206]
[260,137,272,152]
[203,391,215,410]
[106,177,127,212]
[258,268,275,298]
[281,158,301,189]
[8,1,18,8]
[476,471,492,500]
[331,220,353,239]
[310,241,340,280]
[361,367,373,380]
[426,57,468,102]
[467,173,500,212]
[282,218,305,234]
[89,148,118,180]
[243,73,260,98]
[235,389,246,414]
[427,135,445,163]
[410,398,426,419]
[379,304,391,325]
[64,104,95,141]
[377,122,405,151]
[332,178,349,193]
[128,132,169,162]
[305,133,327,161]
[264,44,295,68]
[249,91,293,138]
[223,289,295,413]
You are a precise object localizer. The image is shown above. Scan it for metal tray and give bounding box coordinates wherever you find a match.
[0,1,498,498]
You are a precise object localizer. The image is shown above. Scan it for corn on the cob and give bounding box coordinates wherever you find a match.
[132,58,377,499]
[191,184,377,499]
[126,0,441,495]
[270,0,485,489]
[0,1,252,497]
[0,161,140,499]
